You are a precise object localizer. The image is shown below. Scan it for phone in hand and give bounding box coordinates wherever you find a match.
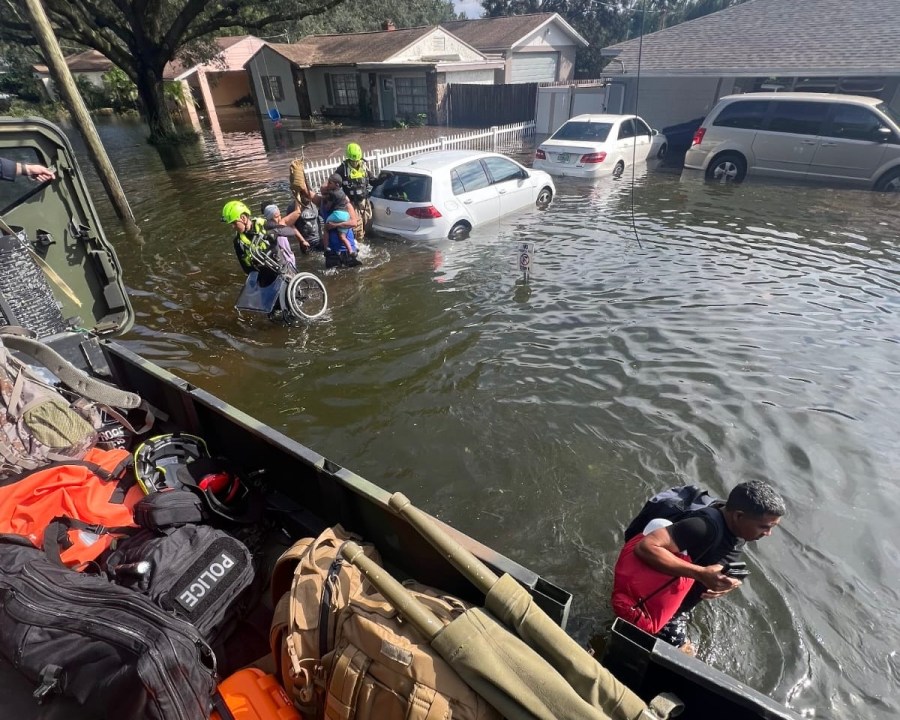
[723,561,750,579]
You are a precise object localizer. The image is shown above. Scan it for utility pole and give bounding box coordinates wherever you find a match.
[23,0,135,225]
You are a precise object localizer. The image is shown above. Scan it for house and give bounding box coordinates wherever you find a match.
[32,38,260,136]
[33,49,116,97]
[170,36,266,134]
[600,0,900,130]
[244,13,588,125]
[246,25,504,126]
[441,13,588,84]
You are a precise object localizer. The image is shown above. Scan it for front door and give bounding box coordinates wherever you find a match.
[808,103,891,183]
[380,76,395,125]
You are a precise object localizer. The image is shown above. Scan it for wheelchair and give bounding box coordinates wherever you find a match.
[234,237,328,324]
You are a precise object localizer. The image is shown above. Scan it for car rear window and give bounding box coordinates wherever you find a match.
[551,121,612,142]
[713,100,769,129]
[371,172,431,202]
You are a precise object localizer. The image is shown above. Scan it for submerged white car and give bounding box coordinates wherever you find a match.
[370,150,555,241]
[533,114,667,178]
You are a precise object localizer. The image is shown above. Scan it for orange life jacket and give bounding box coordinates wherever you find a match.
[0,446,141,567]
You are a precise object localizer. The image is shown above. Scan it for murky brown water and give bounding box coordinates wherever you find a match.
[68,116,900,719]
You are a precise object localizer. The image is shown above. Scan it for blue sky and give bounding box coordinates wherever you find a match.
[454,0,484,18]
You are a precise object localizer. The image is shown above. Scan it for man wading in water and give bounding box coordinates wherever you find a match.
[622,480,785,654]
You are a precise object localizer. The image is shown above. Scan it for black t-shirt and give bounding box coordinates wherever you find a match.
[668,508,744,567]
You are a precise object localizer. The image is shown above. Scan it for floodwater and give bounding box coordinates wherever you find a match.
[72,117,899,719]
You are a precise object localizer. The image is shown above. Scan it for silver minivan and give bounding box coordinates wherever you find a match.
[683,92,900,191]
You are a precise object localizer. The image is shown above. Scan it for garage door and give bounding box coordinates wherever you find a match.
[510,52,558,83]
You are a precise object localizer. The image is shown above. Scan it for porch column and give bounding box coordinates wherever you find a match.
[180,80,201,130]
[196,70,222,141]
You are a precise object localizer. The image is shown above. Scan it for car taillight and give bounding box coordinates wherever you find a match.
[692,128,706,146]
[580,152,607,164]
[406,206,442,219]
[535,148,547,160]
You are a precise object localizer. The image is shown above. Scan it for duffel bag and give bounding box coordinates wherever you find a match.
[0,446,141,566]
[105,522,255,647]
[0,534,217,720]
[269,525,500,720]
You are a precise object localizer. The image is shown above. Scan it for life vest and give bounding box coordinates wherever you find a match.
[234,217,269,268]
[610,533,696,634]
[340,160,370,201]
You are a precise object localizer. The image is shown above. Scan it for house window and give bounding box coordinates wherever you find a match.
[327,74,358,107]
[262,76,283,102]
[395,76,428,116]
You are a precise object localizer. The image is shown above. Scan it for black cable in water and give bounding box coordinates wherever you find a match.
[630,0,647,250]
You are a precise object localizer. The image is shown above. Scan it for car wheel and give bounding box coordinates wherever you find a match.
[657,143,668,160]
[706,153,746,183]
[448,222,471,241]
[612,161,625,179]
[536,186,553,208]
[875,167,900,192]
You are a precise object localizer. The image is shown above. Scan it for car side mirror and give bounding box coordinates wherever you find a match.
[651,129,658,136]
[876,126,894,143]
[519,169,529,180]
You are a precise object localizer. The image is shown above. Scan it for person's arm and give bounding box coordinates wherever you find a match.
[0,157,16,182]
[281,206,302,227]
[2,158,55,183]
[634,522,739,594]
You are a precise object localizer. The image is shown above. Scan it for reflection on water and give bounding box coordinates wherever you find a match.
[75,118,900,720]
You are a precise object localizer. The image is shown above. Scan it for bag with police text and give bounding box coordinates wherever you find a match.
[0,534,217,720]
[105,523,254,646]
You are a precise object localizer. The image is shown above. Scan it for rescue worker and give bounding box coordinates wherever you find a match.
[222,200,282,286]
[333,142,378,241]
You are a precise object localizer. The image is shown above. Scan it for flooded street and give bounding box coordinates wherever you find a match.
[73,117,899,719]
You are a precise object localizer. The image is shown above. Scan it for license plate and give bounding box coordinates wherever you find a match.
[557,153,571,164]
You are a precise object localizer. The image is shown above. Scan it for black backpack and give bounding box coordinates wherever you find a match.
[105,522,255,647]
[624,485,724,554]
[0,534,216,719]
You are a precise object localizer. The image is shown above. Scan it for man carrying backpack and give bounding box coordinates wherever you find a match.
[612,480,785,654]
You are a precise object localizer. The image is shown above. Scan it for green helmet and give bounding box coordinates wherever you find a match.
[346,142,363,161]
[222,200,251,223]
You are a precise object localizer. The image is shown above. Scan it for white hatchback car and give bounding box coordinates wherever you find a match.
[370,150,555,241]
[533,114,667,178]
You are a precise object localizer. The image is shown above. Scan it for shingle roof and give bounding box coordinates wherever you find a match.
[602,0,900,76]
[271,27,436,66]
[33,49,112,75]
[441,13,586,51]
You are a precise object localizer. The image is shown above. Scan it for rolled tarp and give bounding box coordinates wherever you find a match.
[341,540,615,720]
[388,492,671,720]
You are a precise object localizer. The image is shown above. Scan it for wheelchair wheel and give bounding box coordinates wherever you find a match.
[282,272,327,320]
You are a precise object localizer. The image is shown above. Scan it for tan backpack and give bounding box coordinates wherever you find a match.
[0,331,146,479]
[270,525,501,720]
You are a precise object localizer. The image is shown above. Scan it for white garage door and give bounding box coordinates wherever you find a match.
[510,52,558,83]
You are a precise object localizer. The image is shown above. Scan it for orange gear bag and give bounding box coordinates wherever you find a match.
[0,446,141,567]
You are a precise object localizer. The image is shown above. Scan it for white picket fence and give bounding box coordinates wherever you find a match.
[302,121,535,188]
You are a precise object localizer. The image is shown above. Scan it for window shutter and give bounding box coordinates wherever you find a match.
[325,73,333,105]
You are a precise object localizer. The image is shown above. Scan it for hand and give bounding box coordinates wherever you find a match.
[696,565,741,594]
[700,582,741,600]
[20,163,55,182]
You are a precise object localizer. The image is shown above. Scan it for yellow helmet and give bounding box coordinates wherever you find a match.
[221,200,251,223]
[346,143,363,161]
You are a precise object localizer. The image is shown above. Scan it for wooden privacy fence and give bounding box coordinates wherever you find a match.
[302,121,535,188]
[444,83,538,127]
